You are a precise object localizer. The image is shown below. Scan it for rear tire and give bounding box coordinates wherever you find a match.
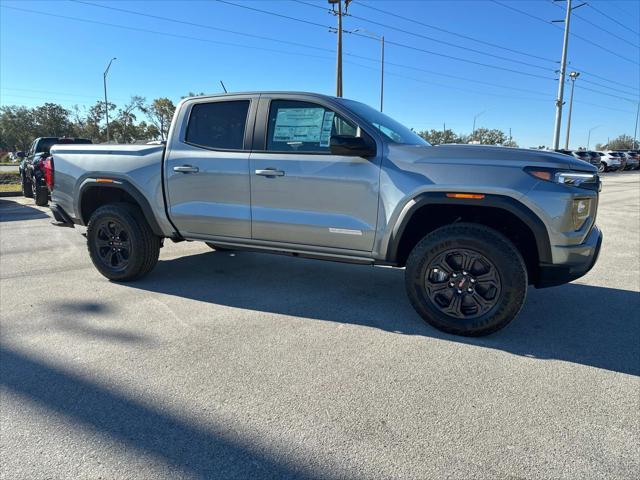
[87,203,160,281]
[21,174,33,198]
[34,185,48,206]
[405,223,528,336]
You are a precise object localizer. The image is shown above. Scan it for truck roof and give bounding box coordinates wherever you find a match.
[183,91,340,101]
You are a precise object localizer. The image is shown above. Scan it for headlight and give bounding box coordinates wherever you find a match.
[572,198,591,230]
[525,167,600,190]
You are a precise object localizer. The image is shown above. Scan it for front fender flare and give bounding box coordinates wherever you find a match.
[384,192,552,265]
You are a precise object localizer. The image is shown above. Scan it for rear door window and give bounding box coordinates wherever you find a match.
[185,100,250,150]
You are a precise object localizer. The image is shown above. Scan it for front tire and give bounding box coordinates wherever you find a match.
[597,162,605,174]
[405,223,528,336]
[87,203,160,281]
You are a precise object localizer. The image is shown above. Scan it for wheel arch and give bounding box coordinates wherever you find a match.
[386,193,552,283]
[77,179,164,237]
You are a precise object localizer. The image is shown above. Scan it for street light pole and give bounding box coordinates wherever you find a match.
[103,57,117,143]
[472,110,486,139]
[350,28,384,112]
[564,71,580,149]
[587,124,601,150]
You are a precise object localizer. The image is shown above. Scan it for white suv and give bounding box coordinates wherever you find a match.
[597,151,623,172]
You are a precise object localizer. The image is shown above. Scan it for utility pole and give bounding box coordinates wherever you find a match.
[552,0,585,150]
[564,71,580,149]
[380,35,384,111]
[634,102,639,149]
[329,0,351,97]
[103,57,117,143]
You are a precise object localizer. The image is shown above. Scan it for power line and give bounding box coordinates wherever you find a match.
[588,1,640,35]
[215,0,557,80]
[579,78,639,97]
[294,0,557,70]
[577,84,638,103]
[347,12,554,72]
[215,0,328,29]
[549,0,639,49]
[490,0,638,64]
[71,0,553,97]
[0,5,338,63]
[71,0,334,55]
[295,0,638,96]
[3,3,636,116]
[337,0,558,64]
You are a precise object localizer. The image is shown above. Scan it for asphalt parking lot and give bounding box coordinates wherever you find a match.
[1,172,639,479]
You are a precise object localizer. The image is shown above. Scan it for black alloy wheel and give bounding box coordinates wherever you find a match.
[94,219,132,272]
[424,248,502,320]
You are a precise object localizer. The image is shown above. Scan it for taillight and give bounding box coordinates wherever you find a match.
[44,157,54,190]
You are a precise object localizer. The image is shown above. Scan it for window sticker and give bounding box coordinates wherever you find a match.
[319,111,335,147]
[272,107,325,143]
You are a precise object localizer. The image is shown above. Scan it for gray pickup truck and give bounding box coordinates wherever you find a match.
[49,92,602,336]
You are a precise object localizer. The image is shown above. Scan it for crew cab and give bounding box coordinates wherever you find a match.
[48,92,602,336]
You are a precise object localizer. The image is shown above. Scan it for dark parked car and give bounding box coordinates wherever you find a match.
[20,137,92,205]
[554,149,602,172]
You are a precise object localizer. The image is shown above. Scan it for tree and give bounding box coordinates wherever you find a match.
[606,134,639,150]
[111,96,146,143]
[31,103,73,138]
[418,128,463,145]
[470,127,507,145]
[142,98,175,141]
[0,106,36,151]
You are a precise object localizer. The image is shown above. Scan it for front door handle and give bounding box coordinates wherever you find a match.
[255,168,285,177]
[173,165,199,173]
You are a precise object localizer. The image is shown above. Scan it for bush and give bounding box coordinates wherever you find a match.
[0,172,20,184]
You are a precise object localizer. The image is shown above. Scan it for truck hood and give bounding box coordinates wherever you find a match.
[389,144,597,172]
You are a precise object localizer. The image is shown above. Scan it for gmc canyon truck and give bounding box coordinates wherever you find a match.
[49,92,602,336]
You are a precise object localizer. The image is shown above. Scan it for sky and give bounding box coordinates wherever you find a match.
[1,0,639,148]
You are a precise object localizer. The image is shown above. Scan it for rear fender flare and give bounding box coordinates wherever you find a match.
[76,177,164,236]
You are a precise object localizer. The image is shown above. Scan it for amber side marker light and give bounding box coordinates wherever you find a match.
[96,178,114,183]
[527,170,553,181]
[446,193,485,199]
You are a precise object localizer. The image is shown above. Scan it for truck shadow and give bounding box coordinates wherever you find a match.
[0,198,49,222]
[133,250,639,377]
[0,343,317,479]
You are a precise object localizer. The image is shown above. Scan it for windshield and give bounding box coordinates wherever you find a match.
[339,99,430,146]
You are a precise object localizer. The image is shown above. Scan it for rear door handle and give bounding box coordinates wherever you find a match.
[173,165,199,173]
[255,168,285,177]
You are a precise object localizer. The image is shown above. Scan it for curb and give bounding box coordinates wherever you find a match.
[0,191,22,197]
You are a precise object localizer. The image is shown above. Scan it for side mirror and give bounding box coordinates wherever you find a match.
[330,135,376,158]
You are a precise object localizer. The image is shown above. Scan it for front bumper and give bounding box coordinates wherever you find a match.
[535,225,602,288]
